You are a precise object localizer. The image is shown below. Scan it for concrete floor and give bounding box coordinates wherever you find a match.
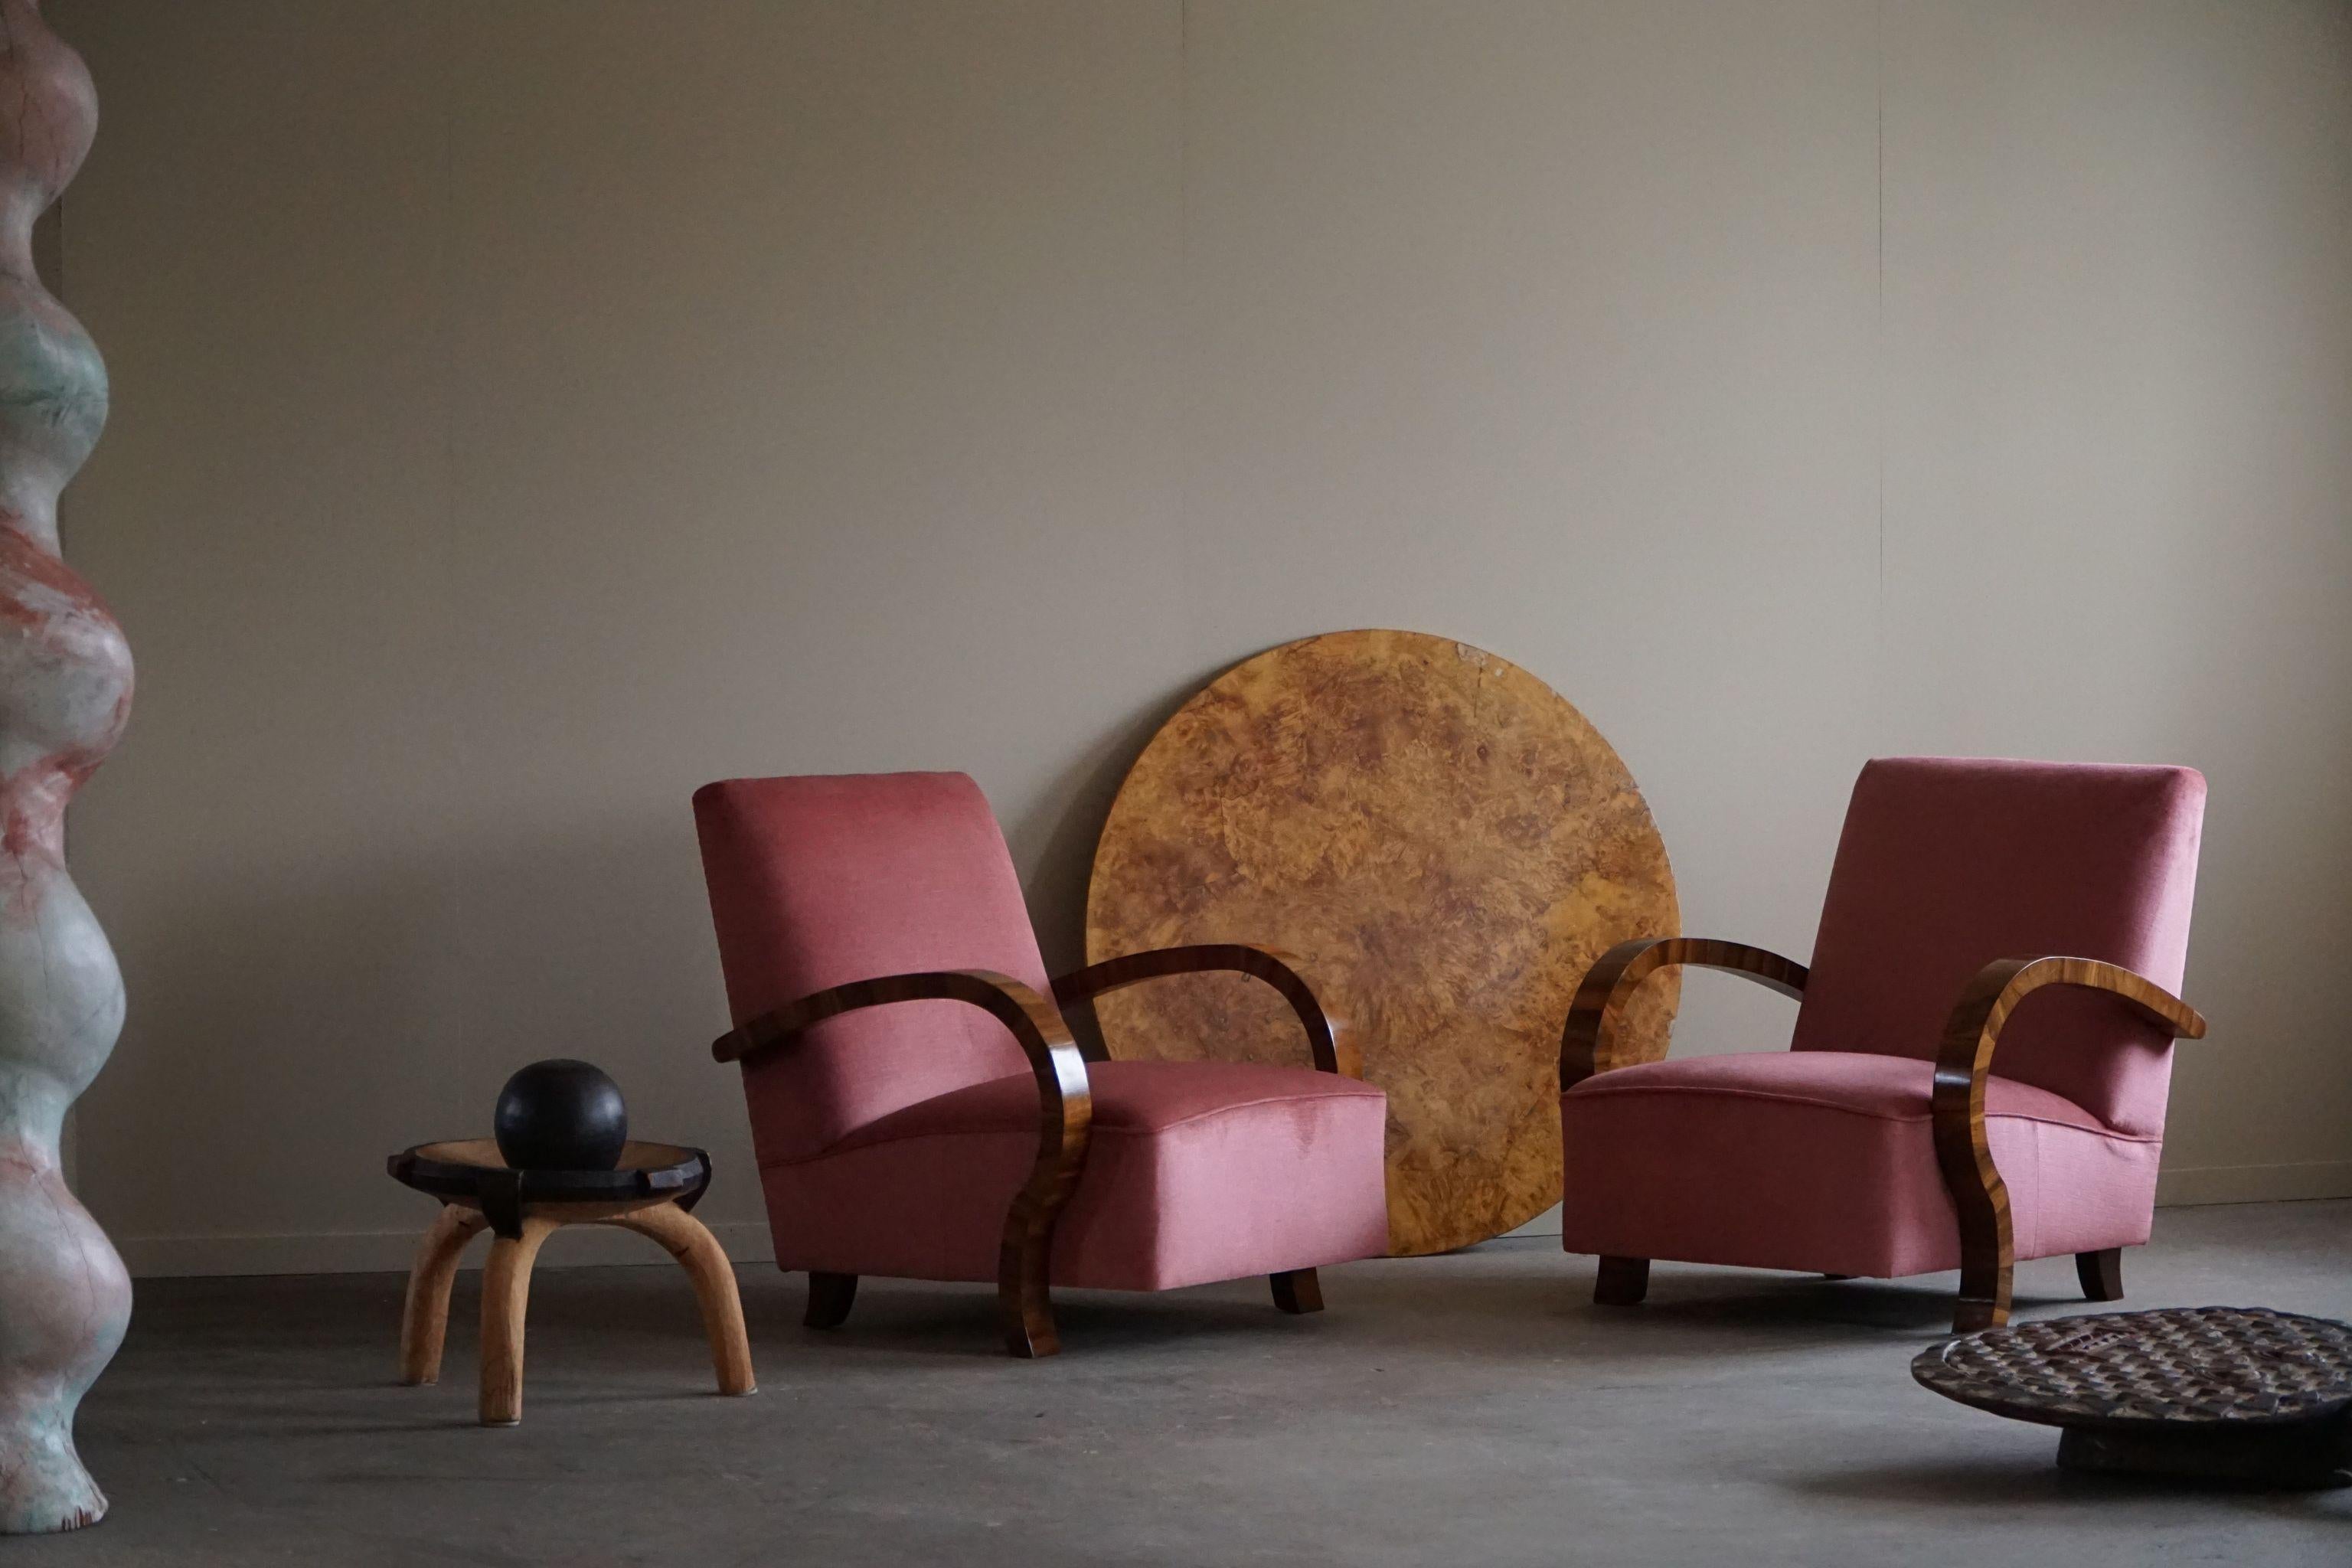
[21,1201,2352,1566]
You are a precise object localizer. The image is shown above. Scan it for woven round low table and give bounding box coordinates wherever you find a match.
[387,1139,756,1425]
[1913,1306,2352,1488]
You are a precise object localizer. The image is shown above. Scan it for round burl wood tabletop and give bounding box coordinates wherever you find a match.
[1085,629,1679,1256]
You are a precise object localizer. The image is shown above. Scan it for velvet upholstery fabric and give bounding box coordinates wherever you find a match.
[765,1061,1390,1290]
[1560,1051,2161,1276]
[694,771,1391,1292]
[1790,757,2204,1135]
[1560,756,2203,1279]
[694,772,1050,1165]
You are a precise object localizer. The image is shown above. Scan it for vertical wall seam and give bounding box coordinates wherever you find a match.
[1177,0,1194,639]
[1875,0,1887,665]
[434,0,468,1067]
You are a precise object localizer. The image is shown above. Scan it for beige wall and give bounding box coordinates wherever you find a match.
[46,0,2352,1275]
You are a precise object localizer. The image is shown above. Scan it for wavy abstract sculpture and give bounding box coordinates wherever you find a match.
[0,0,128,1536]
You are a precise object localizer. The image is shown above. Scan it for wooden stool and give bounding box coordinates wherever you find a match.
[388,1139,756,1426]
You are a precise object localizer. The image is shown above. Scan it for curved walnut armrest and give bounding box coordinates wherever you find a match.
[710,969,1091,1359]
[1932,956,2206,1334]
[711,969,1080,1070]
[1559,937,1808,1092]
[1051,943,1358,1078]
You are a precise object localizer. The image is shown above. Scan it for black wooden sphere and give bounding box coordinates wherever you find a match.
[493,1058,628,1171]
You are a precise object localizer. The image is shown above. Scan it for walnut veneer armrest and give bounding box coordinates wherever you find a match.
[1558,937,1809,1092]
[711,969,1077,1067]
[1051,943,1359,1078]
[710,969,1093,1358]
[1932,956,2205,1333]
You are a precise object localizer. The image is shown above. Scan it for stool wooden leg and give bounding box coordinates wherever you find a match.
[399,1204,488,1385]
[479,1216,558,1426]
[610,1202,756,1396]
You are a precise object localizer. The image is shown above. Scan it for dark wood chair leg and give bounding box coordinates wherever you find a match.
[1594,1256,1649,1305]
[1270,1268,1324,1315]
[1951,1211,2015,1333]
[2076,1247,2124,1303]
[1952,1263,2011,1334]
[805,1271,858,1329]
[998,1265,1059,1359]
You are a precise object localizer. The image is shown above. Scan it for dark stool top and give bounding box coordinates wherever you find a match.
[1913,1306,2352,1431]
[387,1138,711,1239]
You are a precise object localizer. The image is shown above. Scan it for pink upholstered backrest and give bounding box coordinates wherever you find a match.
[1789,757,2204,1138]
[692,772,1049,1163]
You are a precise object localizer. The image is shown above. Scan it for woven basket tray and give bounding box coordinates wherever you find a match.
[1913,1305,2352,1432]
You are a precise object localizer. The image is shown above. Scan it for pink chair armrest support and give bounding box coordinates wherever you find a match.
[1051,943,1358,1079]
[1932,955,2206,1333]
[710,968,1093,1358]
[1560,937,1810,1092]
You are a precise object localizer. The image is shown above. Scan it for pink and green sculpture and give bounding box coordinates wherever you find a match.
[0,0,130,1535]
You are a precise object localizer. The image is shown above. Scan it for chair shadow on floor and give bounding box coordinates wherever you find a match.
[717,1236,2155,1366]
[1289,1240,2121,1361]
[740,1278,1330,1362]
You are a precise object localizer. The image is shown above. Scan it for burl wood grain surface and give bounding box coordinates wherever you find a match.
[1085,631,1679,1256]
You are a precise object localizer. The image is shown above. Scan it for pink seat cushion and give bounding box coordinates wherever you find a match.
[1560,1050,2161,1278]
[762,1060,1391,1291]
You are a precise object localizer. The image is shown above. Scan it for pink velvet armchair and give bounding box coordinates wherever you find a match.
[1558,757,2207,1332]
[693,771,1389,1357]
